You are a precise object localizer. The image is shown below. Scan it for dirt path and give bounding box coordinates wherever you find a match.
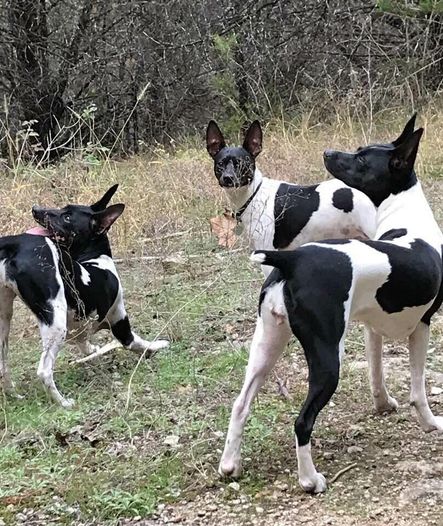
[123,347,443,526]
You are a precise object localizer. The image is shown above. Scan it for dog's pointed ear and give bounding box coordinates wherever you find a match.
[391,128,423,172]
[392,113,417,147]
[92,203,125,234]
[243,120,262,158]
[206,121,226,158]
[91,184,119,211]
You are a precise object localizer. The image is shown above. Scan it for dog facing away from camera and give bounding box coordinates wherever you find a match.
[206,119,389,273]
[0,185,168,408]
[218,117,443,493]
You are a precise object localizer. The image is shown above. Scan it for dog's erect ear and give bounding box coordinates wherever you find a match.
[206,121,226,158]
[92,203,125,234]
[392,113,417,147]
[243,120,262,158]
[91,184,119,211]
[391,128,423,172]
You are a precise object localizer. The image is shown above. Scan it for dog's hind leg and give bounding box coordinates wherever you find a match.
[37,294,71,408]
[292,336,340,494]
[0,287,17,393]
[219,295,292,479]
[409,321,443,432]
[364,325,398,413]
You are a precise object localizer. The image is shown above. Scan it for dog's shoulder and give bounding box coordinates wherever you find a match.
[68,255,121,320]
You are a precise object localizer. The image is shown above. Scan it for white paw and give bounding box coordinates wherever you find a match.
[431,416,443,432]
[374,395,399,414]
[218,457,242,478]
[299,472,327,494]
[60,398,75,410]
[146,339,169,351]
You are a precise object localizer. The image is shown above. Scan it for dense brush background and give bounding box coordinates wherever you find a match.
[0,1,442,161]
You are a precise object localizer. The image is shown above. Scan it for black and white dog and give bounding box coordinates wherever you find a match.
[0,185,168,408]
[206,120,380,271]
[218,118,443,492]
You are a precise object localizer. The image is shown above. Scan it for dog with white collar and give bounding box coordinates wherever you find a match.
[206,120,386,269]
[218,117,443,493]
[0,185,168,408]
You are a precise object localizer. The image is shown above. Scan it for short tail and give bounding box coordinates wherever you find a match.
[250,250,298,279]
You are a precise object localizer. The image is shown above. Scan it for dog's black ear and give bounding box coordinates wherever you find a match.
[243,120,262,158]
[92,203,125,234]
[206,121,226,158]
[391,128,423,172]
[91,184,119,211]
[392,113,417,147]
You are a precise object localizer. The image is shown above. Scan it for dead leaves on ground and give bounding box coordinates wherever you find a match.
[209,211,238,249]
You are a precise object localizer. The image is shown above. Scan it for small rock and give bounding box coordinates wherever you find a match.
[163,435,180,447]
[431,386,443,395]
[255,506,264,514]
[347,445,363,455]
[228,482,240,491]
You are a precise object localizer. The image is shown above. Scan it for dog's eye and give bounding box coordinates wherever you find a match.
[64,214,71,223]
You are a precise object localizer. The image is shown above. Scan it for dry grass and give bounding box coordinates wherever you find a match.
[1,105,443,257]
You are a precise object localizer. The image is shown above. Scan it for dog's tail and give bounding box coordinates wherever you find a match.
[250,250,298,279]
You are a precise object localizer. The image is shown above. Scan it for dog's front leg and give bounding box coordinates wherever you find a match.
[37,301,71,408]
[364,325,398,413]
[108,294,168,355]
[219,312,291,478]
[409,321,443,432]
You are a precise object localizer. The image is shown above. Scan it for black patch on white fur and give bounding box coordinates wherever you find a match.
[273,184,320,249]
[421,245,443,325]
[111,316,134,346]
[332,188,353,213]
[365,239,441,313]
[379,228,407,241]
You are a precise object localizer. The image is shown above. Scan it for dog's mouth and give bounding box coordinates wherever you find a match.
[26,225,51,236]
[219,177,251,189]
[30,207,68,243]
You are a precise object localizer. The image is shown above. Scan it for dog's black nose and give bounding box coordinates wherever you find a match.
[220,175,234,187]
[323,149,335,159]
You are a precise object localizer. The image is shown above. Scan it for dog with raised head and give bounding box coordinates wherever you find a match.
[206,119,393,270]
[218,117,443,493]
[0,185,168,408]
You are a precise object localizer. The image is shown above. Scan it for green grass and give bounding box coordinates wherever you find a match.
[0,243,264,524]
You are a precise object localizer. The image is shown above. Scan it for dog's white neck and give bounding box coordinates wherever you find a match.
[223,169,264,211]
[376,181,442,247]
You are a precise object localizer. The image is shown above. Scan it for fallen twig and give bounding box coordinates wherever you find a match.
[73,340,122,364]
[330,462,358,483]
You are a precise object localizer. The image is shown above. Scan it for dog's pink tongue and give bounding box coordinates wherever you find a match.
[26,226,50,236]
